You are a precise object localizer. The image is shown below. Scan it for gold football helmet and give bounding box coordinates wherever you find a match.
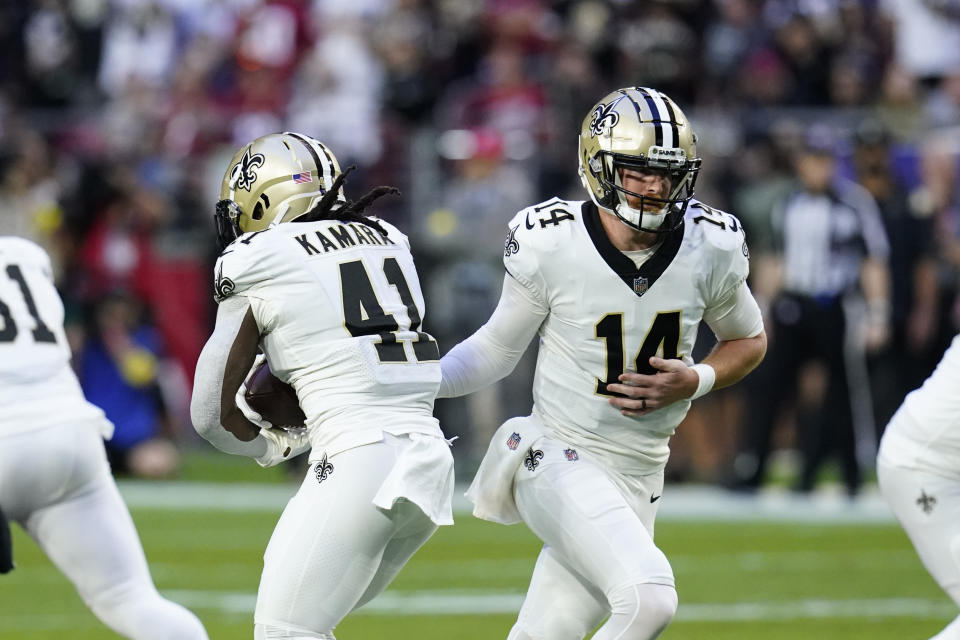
[215,132,345,249]
[578,87,701,233]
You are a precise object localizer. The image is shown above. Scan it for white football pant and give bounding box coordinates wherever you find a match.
[254,432,454,639]
[508,435,677,640]
[0,422,208,639]
[878,457,960,639]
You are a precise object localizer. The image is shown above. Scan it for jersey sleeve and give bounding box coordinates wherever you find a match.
[501,206,551,304]
[702,281,764,340]
[213,235,271,303]
[439,274,547,398]
[690,205,752,310]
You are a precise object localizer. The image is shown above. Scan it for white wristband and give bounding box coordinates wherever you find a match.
[690,363,716,400]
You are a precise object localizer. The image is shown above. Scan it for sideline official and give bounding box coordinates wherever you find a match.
[732,125,891,496]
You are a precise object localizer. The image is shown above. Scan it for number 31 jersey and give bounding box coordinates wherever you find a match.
[505,199,751,475]
[214,219,443,454]
[0,237,111,438]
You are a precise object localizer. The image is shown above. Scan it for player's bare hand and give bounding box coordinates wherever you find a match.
[606,357,699,417]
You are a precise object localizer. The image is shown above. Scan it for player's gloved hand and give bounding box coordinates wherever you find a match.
[605,357,699,417]
[235,354,272,429]
[255,426,310,468]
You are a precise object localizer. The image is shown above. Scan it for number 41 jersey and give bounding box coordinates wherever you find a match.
[214,218,443,455]
[505,199,751,475]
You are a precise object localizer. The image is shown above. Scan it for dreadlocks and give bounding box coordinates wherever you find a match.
[298,165,398,237]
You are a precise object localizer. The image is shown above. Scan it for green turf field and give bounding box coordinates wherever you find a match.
[2,484,954,639]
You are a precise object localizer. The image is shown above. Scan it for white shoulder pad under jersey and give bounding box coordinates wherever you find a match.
[501,198,750,474]
[212,219,441,450]
[0,237,110,437]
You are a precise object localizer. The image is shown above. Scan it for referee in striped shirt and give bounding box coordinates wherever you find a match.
[732,125,892,496]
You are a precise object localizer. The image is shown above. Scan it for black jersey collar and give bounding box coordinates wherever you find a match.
[582,202,685,297]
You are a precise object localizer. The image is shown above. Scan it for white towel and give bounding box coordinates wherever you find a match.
[465,415,545,525]
[373,432,456,526]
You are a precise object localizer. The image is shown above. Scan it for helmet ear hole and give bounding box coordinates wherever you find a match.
[252,201,264,221]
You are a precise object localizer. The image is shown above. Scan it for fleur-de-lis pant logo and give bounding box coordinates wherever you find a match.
[315,453,334,484]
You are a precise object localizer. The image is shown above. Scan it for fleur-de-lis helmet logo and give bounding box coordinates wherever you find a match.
[589,96,624,137]
[230,148,265,192]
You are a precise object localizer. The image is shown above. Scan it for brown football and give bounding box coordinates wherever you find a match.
[244,360,306,427]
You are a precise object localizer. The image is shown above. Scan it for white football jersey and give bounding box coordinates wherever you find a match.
[880,333,960,478]
[505,198,750,474]
[214,218,443,454]
[0,237,111,437]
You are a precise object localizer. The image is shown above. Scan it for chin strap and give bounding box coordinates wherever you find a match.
[618,201,668,231]
[619,201,686,235]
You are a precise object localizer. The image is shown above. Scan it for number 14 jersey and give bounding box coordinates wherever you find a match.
[505,199,752,475]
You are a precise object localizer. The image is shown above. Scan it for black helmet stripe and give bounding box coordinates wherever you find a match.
[285,131,321,174]
[285,131,336,190]
[313,140,338,186]
[642,87,675,148]
[658,91,680,148]
[634,87,664,147]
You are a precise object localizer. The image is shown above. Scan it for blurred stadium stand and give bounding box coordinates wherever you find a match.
[1,0,959,487]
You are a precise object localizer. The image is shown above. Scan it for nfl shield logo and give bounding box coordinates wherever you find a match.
[563,448,579,461]
[633,276,648,296]
[506,432,522,450]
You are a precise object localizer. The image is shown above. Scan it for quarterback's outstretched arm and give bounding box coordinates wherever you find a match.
[439,274,548,398]
[191,296,306,465]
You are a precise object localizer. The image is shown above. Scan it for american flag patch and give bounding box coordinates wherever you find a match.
[292,172,312,184]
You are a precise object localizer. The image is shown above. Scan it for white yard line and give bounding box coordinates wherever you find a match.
[3,592,951,632]
[158,589,954,621]
[117,481,897,523]
[676,598,955,621]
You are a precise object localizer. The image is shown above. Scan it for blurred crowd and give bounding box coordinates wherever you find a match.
[1,0,959,486]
